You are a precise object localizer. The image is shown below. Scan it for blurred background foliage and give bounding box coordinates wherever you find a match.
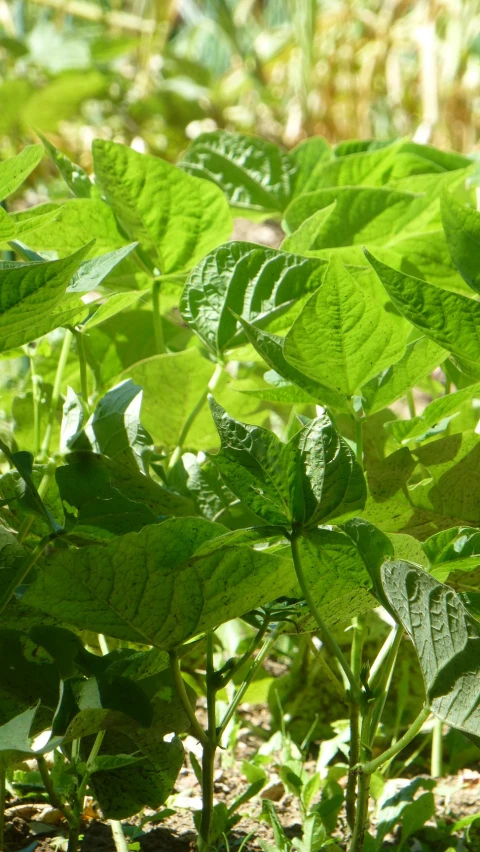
[0,0,479,178]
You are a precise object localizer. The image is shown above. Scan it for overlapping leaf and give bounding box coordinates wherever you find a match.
[284,257,408,397]
[180,241,326,357]
[366,250,480,373]
[361,337,448,415]
[93,139,232,273]
[0,145,43,200]
[24,517,293,647]
[209,399,365,527]
[0,244,91,352]
[441,191,480,293]
[386,384,480,445]
[180,130,295,214]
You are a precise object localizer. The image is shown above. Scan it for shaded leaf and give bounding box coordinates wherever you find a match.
[24,518,293,648]
[180,241,325,357]
[180,130,295,214]
[382,560,480,738]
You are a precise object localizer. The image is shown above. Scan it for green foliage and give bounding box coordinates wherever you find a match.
[1,131,480,852]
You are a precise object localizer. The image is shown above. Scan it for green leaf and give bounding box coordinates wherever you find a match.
[83,290,148,329]
[334,139,396,157]
[299,143,407,193]
[179,130,295,214]
[37,131,92,198]
[209,399,365,527]
[92,139,232,273]
[67,243,138,293]
[382,560,480,738]
[298,141,465,196]
[281,204,335,255]
[341,517,394,604]
[365,250,480,371]
[283,183,464,291]
[24,518,293,647]
[73,673,153,731]
[56,452,194,520]
[293,529,375,630]
[361,337,448,415]
[123,349,215,450]
[0,630,59,726]
[0,244,92,352]
[365,432,480,538]
[284,257,408,397]
[68,495,159,543]
[283,186,419,239]
[0,444,60,532]
[14,198,133,259]
[29,625,84,680]
[208,397,296,526]
[441,191,480,293]
[0,207,16,242]
[0,145,43,201]
[181,242,326,356]
[0,706,40,769]
[386,383,480,445]
[376,778,436,845]
[9,206,60,240]
[236,319,350,412]
[422,527,480,582]
[90,731,184,819]
[68,380,152,469]
[60,387,84,453]
[290,137,332,197]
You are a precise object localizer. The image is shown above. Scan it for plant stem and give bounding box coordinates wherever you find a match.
[289,532,363,704]
[368,624,402,689]
[217,615,270,688]
[37,756,79,841]
[346,616,365,830]
[169,652,208,746]
[406,390,416,419]
[198,632,218,852]
[40,329,73,458]
[67,825,80,852]
[360,705,431,775]
[349,764,371,852]
[355,418,364,468]
[110,820,129,852]
[369,626,404,742]
[77,730,106,805]
[152,280,165,354]
[349,701,375,851]
[218,627,278,738]
[347,702,360,832]
[28,347,41,456]
[0,535,50,615]
[431,717,443,777]
[168,363,223,469]
[198,741,215,852]
[75,329,90,414]
[15,462,56,545]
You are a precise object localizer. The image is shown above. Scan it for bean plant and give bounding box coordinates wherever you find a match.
[0,132,480,852]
